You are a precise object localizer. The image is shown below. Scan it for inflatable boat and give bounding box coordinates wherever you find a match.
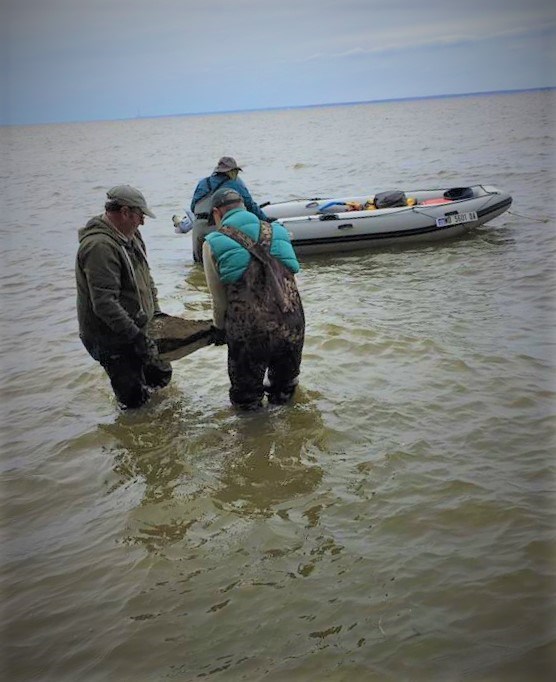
[261,185,512,255]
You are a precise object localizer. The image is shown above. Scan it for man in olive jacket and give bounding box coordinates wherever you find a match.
[75,185,172,408]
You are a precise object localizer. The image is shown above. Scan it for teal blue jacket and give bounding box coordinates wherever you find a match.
[191,174,269,221]
[205,208,300,284]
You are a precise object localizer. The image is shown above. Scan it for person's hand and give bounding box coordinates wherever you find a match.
[133,332,158,358]
[210,326,227,346]
[134,310,149,327]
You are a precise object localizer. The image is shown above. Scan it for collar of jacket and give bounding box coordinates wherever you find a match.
[221,207,244,222]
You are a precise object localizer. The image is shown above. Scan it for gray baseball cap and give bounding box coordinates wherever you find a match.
[213,156,242,174]
[211,187,243,210]
[106,185,156,218]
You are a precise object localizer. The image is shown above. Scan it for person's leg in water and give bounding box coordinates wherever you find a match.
[227,339,266,410]
[82,338,165,409]
[101,351,151,409]
[266,337,303,405]
[143,356,172,391]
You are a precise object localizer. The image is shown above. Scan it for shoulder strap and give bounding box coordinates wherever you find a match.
[207,175,227,194]
[217,221,273,254]
[198,175,227,203]
[258,221,273,248]
[218,224,260,253]
[217,222,289,310]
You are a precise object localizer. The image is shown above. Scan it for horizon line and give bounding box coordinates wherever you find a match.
[3,86,554,128]
[156,86,556,120]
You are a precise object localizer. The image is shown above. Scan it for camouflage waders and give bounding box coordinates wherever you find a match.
[219,222,305,410]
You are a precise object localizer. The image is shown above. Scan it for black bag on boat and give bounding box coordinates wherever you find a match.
[443,187,474,201]
[374,190,407,209]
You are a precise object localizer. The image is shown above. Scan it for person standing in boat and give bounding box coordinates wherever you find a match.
[75,185,172,409]
[190,156,272,263]
[203,187,305,411]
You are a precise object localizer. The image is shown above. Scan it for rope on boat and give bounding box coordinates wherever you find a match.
[410,194,498,221]
[506,210,553,224]
[410,206,448,220]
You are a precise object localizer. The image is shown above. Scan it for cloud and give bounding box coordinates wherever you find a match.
[295,18,555,64]
[2,0,555,124]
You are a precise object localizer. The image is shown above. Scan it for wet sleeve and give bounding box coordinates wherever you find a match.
[202,241,227,329]
[80,239,140,342]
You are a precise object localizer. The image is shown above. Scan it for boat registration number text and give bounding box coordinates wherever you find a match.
[436,211,478,227]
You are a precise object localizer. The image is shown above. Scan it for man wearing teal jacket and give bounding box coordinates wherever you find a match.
[190,156,271,262]
[203,188,305,410]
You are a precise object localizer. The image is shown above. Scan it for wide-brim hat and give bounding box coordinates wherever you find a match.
[213,156,242,174]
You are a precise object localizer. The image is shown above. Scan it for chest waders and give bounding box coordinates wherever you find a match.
[216,221,305,409]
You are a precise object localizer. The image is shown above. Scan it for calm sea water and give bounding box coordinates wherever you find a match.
[1,91,555,681]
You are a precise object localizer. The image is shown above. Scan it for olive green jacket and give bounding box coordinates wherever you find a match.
[75,215,160,348]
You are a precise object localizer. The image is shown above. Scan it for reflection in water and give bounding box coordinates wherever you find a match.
[213,398,325,517]
[101,399,200,503]
[177,264,212,316]
[99,389,327,551]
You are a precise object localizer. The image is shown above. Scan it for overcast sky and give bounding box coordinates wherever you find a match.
[1,0,555,125]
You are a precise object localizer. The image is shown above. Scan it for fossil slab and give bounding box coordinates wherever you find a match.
[148,315,213,361]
